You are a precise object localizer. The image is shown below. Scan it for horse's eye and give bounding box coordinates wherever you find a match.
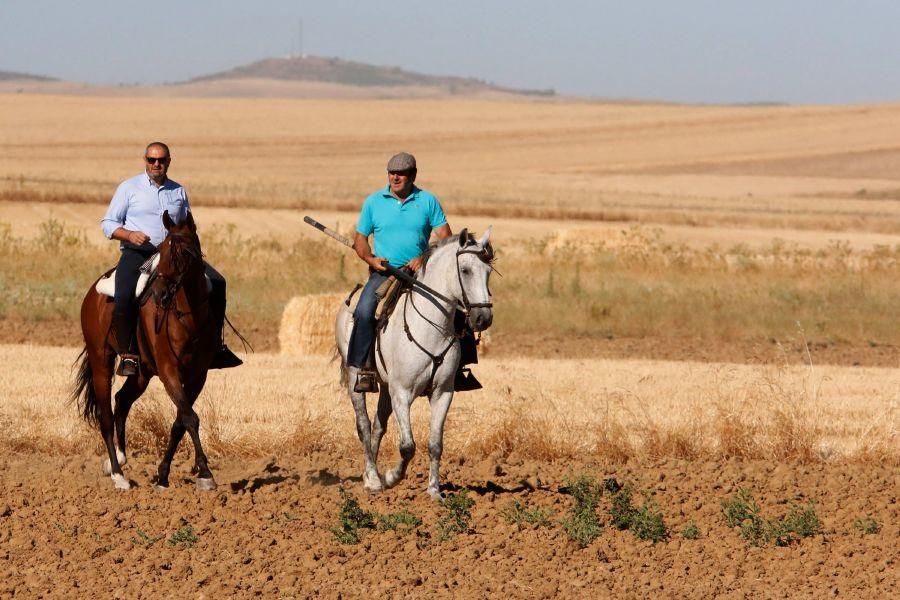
[460,267,471,275]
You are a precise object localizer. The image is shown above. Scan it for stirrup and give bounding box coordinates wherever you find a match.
[454,367,482,392]
[116,354,139,377]
[354,369,379,393]
[210,345,243,369]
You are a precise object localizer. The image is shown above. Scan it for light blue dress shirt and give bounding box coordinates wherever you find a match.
[356,185,447,267]
[101,173,190,247]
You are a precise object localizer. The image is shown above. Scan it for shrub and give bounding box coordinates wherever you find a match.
[500,500,555,529]
[609,486,669,543]
[168,523,198,549]
[562,475,603,548]
[378,508,423,534]
[331,488,377,545]
[437,490,475,541]
[853,516,881,535]
[682,521,701,540]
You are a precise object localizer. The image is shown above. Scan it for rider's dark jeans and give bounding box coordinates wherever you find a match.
[113,243,156,354]
[204,262,226,332]
[347,270,390,368]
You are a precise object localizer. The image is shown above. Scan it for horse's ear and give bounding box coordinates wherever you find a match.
[185,210,196,232]
[162,210,174,230]
[478,226,492,247]
[458,228,468,247]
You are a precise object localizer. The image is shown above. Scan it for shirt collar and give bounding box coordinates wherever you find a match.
[145,173,169,189]
[381,184,419,202]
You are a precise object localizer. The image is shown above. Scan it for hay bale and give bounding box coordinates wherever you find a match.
[279,293,346,356]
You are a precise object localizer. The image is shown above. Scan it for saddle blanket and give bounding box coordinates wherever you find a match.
[95,254,211,298]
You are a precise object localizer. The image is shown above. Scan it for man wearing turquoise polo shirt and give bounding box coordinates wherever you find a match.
[348,152,480,393]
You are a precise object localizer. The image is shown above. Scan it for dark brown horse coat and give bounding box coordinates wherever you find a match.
[72,211,219,490]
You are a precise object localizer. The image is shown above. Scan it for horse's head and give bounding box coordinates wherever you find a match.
[152,210,204,306]
[453,227,495,332]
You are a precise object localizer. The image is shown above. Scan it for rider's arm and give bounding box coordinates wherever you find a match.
[101,181,150,245]
[353,233,387,272]
[110,227,150,246]
[433,223,452,239]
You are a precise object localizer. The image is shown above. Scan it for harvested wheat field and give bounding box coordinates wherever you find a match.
[1,94,900,597]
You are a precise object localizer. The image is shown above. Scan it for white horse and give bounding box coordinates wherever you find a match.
[336,228,495,498]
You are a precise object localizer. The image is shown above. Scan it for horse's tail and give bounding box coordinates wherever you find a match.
[70,347,101,426]
[337,350,349,387]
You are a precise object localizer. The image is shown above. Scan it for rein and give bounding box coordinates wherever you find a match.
[151,233,213,365]
[377,236,493,395]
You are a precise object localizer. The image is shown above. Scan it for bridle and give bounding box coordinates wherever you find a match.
[149,232,212,363]
[377,232,495,395]
[455,235,494,313]
[151,232,203,309]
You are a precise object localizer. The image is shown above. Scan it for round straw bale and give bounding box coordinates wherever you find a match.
[279,293,346,356]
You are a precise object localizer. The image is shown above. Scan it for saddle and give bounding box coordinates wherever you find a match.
[344,274,406,328]
[95,253,211,299]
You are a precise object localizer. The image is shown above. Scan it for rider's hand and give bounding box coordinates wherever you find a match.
[128,230,150,246]
[407,256,424,272]
[367,256,388,272]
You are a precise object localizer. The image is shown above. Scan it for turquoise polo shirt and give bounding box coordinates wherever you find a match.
[356,185,447,267]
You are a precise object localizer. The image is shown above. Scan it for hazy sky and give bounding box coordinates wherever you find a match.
[2,0,898,104]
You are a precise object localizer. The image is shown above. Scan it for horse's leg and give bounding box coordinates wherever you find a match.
[155,373,189,490]
[427,390,454,499]
[104,373,149,475]
[347,366,382,493]
[369,385,392,464]
[155,413,186,490]
[90,351,130,489]
[181,372,216,491]
[384,387,415,489]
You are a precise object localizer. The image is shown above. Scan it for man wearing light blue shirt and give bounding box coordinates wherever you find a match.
[101,142,241,376]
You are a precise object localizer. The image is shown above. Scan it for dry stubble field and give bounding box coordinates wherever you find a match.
[0,94,898,597]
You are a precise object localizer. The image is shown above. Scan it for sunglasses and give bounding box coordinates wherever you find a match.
[145,156,170,164]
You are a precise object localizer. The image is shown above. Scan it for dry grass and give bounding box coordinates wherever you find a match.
[6,216,900,358]
[2,345,895,465]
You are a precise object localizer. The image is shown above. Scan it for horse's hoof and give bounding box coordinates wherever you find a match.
[384,469,403,488]
[196,477,217,491]
[427,487,443,501]
[102,450,127,475]
[110,473,131,490]
[154,484,169,492]
[363,472,384,493]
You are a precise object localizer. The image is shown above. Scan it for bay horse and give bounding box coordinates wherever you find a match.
[336,228,495,498]
[71,211,219,490]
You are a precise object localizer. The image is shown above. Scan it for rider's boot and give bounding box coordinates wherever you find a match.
[112,311,139,377]
[354,370,379,393]
[210,342,243,369]
[208,296,242,369]
[351,364,379,394]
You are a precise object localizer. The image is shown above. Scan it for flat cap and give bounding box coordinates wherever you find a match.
[387,152,417,172]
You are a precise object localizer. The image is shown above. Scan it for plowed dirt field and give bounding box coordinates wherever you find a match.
[0,453,896,598]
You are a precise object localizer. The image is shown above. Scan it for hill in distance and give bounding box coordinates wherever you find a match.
[184,55,555,98]
[0,70,57,82]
